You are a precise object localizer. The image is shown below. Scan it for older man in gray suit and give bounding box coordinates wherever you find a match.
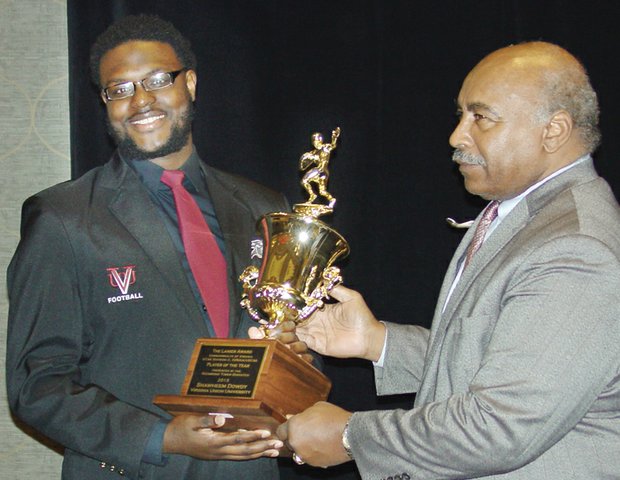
[274,42,620,479]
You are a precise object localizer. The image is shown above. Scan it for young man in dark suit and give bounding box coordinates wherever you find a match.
[7,14,308,479]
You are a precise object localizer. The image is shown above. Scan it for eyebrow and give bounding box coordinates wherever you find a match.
[464,101,502,119]
[105,69,170,87]
[468,101,497,113]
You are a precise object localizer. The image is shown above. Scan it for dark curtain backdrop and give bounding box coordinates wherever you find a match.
[68,2,620,479]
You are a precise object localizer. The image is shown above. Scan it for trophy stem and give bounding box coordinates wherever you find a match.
[258,308,295,334]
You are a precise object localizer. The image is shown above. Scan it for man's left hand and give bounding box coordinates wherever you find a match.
[276,401,352,467]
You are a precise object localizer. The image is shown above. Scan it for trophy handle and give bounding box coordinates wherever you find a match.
[298,266,342,321]
[239,266,263,322]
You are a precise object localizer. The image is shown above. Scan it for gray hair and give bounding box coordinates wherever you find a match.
[533,46,601,153]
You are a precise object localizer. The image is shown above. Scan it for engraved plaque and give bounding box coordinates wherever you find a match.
[154,339,330,433]
[185,344,266,398]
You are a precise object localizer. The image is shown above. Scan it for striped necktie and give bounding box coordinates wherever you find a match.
[464,200,499,268]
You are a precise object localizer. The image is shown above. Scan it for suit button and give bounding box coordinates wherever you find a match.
[118,468,125,476]
[99,462,107,469]
[402,474,411,480]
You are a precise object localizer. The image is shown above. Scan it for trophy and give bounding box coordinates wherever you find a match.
[154,128,349,433]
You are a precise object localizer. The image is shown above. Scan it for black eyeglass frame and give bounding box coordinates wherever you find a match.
[101,68,188,102]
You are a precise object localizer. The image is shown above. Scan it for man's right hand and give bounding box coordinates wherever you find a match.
[296,285,386,362]
[163,414,283,460]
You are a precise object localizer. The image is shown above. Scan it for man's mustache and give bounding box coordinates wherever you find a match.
[452,149,487,167]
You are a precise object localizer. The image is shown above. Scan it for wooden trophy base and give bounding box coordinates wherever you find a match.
[154,338,331,434]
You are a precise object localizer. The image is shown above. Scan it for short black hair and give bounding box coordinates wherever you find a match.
[89,14,197,86]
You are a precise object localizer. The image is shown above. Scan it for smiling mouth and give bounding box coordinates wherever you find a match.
[130,113,166,126]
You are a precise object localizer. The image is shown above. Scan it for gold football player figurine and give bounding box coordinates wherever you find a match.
[297,127,341,216]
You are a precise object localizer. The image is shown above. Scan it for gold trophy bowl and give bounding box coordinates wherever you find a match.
[154,128,347,435]
[239,212,349,330]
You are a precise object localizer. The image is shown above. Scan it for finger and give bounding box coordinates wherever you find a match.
[287,340,309,354]
[226,435,283,452]
[233,429,271,442]
[299,353,315,364]
[209,414,226,428]
[328,284,355,302]
[248,326,265,339]
[191,414,226,431]
[273,331,297,345]
[268,320,296,337]
[198,428,270,448]
[217,446,282,460]
[283,340,313,364]
[277,320,297,333]
[213,439,285,460]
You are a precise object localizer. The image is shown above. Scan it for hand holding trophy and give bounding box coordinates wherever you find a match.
[154,128,349,437]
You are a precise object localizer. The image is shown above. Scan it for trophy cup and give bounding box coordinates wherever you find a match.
[154,128,349,434]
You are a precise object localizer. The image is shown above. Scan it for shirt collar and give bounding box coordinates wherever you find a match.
[496,154,590,223]
[125,145,205,194]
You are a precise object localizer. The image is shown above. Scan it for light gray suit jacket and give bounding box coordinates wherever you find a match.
[348,158,620,480]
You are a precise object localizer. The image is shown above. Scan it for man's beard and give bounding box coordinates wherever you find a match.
[452,149,487,167]
[107,102,195,161]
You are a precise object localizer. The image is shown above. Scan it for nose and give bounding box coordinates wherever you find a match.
[129,84,155,109]
[449,115,472,149]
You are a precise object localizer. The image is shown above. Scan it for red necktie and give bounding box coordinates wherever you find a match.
[464,200,499,268]
[161,170,229,337]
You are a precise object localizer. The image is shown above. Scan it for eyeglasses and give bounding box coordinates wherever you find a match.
[101,69,187,101]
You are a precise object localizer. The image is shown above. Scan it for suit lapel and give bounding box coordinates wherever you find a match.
[103,156,207,334]
[203,164,258,337]
[417,158,600,404]
[433,223,476,321]
[420,221,475,367]
[443,203,529,320]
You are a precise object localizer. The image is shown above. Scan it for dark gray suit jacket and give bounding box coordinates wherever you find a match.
[348,159,620,479]
[6,153,288,479]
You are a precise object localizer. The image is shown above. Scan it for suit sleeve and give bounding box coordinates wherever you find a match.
[374,323,430,395]
[6,195,160,479]
[348,234,620,479]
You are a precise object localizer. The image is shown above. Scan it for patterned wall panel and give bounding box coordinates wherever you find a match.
[1,0,69,477]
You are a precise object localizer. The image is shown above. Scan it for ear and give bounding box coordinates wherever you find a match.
[185,69,197,101]
[542,110,573,153]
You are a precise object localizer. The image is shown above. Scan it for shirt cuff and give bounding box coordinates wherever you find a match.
[372,321,387,367]
[142,419,170,466]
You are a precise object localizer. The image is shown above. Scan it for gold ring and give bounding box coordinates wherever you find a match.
[292,452,305,465]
